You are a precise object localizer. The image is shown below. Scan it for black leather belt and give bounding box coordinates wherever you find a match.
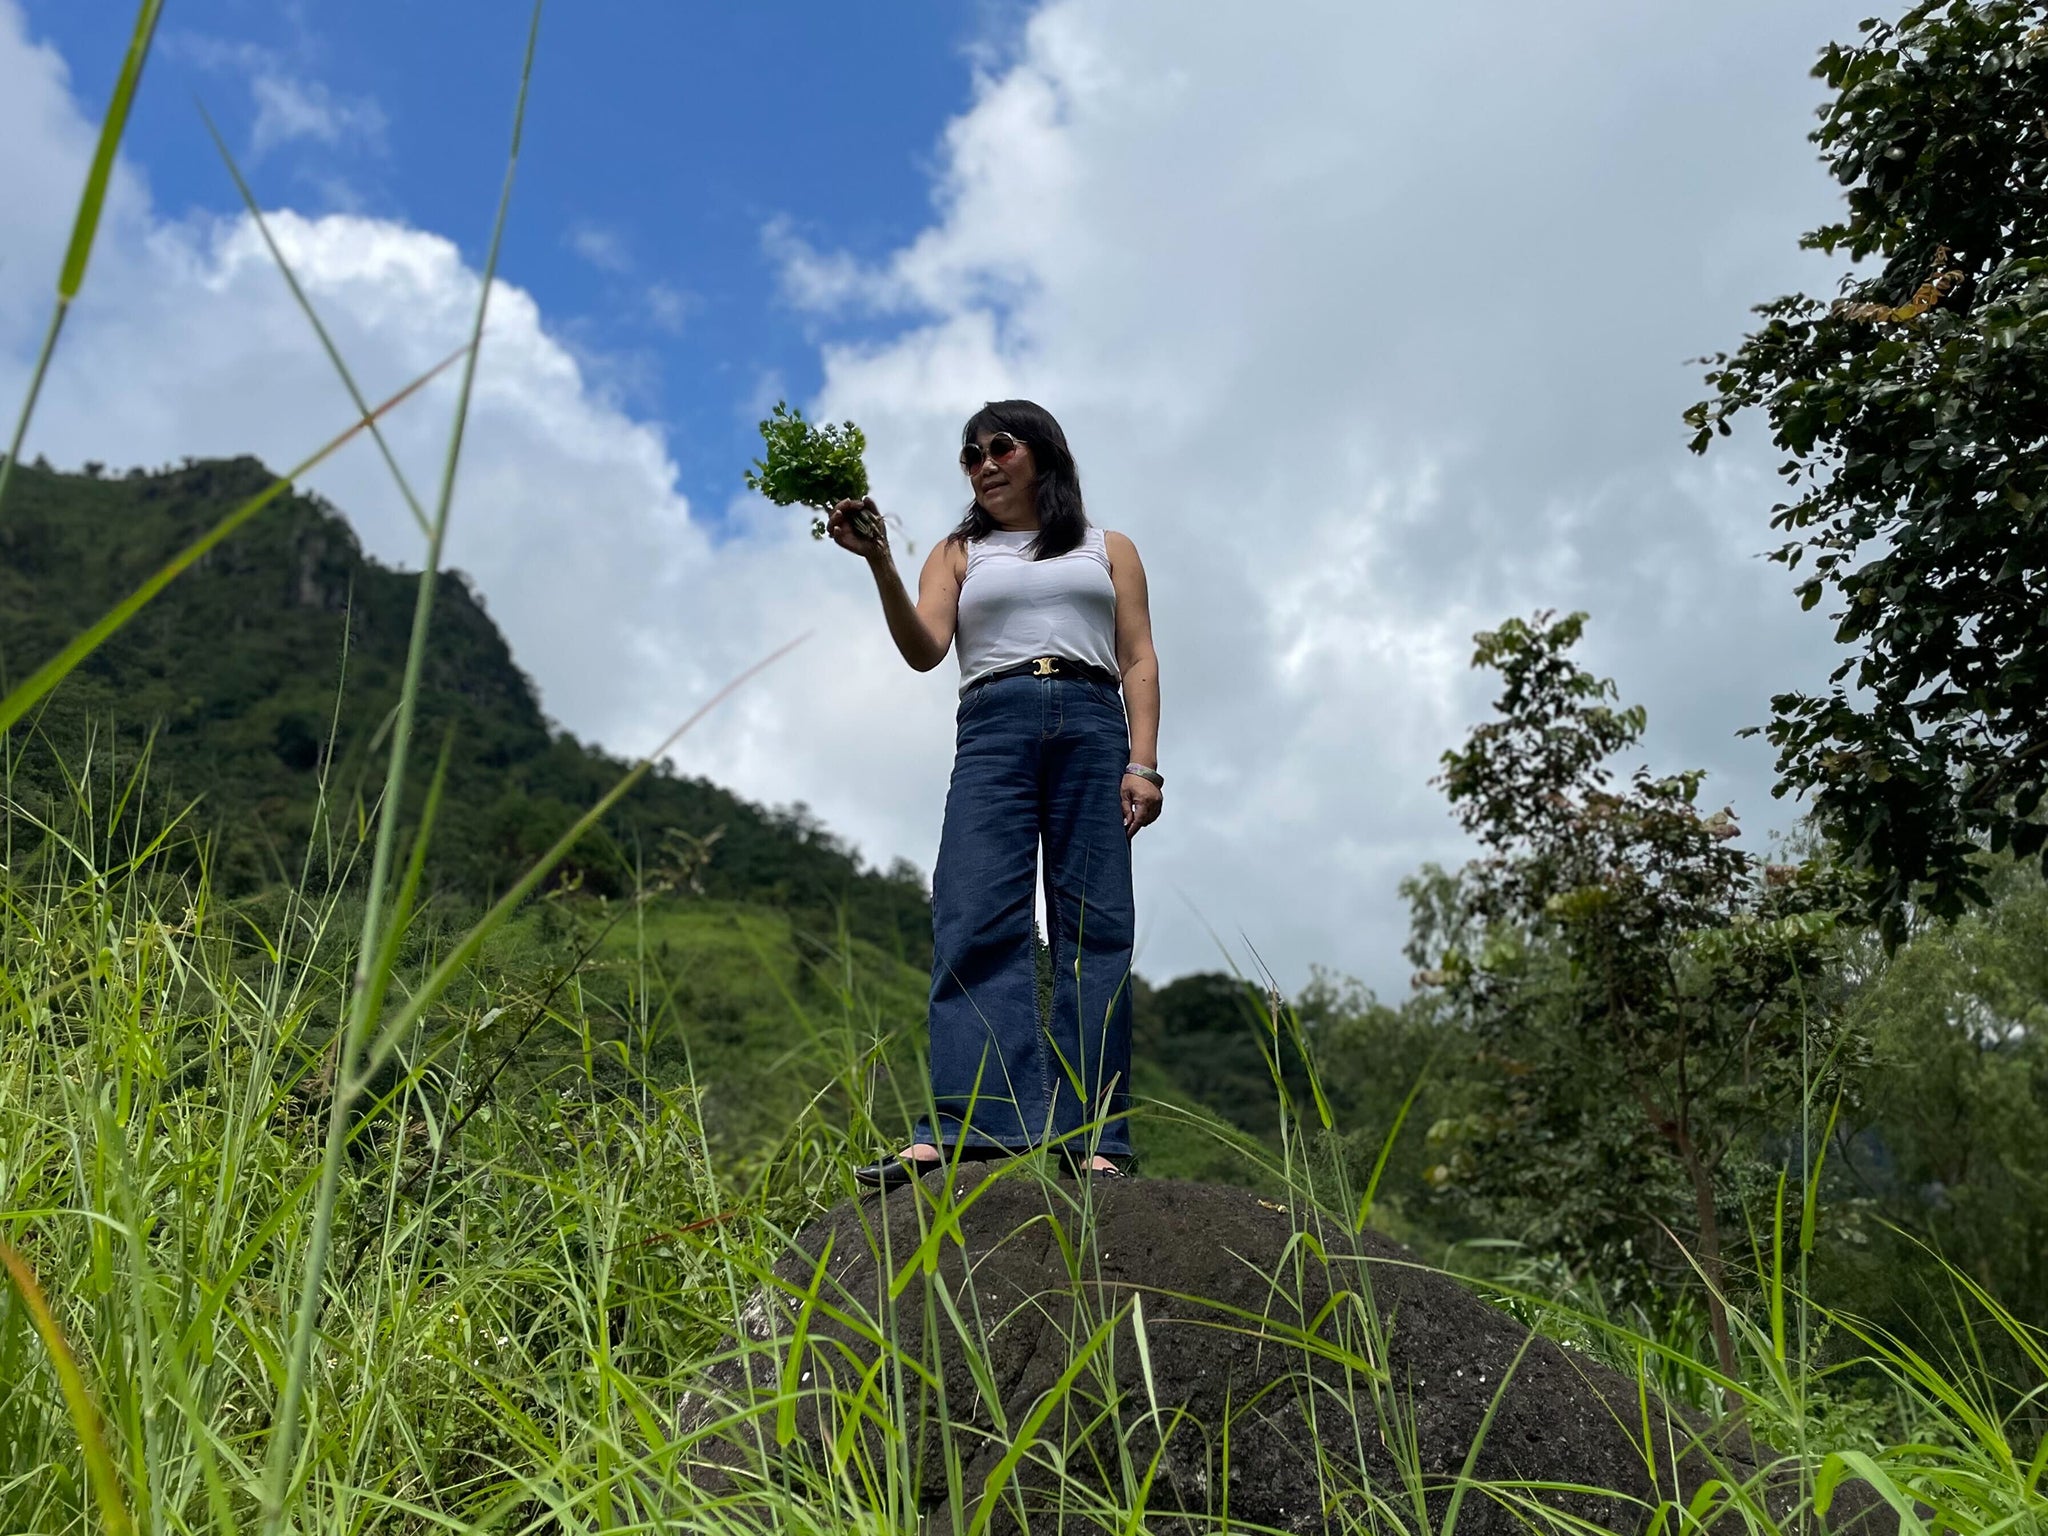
[965,655,1121,693]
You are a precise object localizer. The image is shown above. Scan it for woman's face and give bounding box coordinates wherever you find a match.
[969,430,1039,527]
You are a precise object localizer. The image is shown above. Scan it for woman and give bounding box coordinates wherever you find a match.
[827,400,1162,1187]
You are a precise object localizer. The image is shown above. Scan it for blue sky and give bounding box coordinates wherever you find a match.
[26,0,991,529]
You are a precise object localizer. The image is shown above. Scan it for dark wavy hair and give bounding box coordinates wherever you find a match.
[947,399,1088,560]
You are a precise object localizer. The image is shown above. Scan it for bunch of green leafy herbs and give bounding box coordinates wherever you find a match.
[744,401,877,540]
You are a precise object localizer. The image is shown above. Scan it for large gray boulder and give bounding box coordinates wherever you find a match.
[678,1170,1890,1534]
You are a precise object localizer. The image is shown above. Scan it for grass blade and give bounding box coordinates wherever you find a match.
[196,103,433,538]
[967,1302,1131,1536]
[58,7,161,300]
[1800,1091,1844,1255]
[251,10,551,1503]
[1355,1053,1436,1233]
[0,1239,135,1536]
[1818,1450,1932,1536]
[777,1233,835,1447]
[0,0,164,515]
[1439,1329,1539,1536]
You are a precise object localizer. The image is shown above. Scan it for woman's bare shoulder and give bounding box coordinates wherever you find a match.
[925,534,969,584]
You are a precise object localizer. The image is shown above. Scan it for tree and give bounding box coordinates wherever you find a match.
[1687,0,2048,944]
[1822,855,2048,1332]
[1132,972,1319,1141]
[1415,613,1858,1375]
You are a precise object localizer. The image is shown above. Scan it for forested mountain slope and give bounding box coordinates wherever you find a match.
[0,456,930,963]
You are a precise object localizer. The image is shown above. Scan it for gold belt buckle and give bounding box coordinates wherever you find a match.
[1032,656,1057,677]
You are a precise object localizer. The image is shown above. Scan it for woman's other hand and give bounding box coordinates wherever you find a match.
[1122,773,1163,838]
[827,497,888,560]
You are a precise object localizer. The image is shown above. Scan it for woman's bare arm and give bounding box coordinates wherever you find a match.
[1107,531,1163,836]
[1107,531,1160,768]
[828,498,963,672]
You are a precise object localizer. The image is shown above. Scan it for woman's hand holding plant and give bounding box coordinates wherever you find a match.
[825,498,889,562]
[744,401,881,541]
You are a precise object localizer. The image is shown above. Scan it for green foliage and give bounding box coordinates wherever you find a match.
[1130,968,1481,1221]
[1687,0,2048,943]
[1296,969,1482,1245]
[0,833,765,1533]
[1133,971,1314,1140]
[0,457,931,963]
[577,896,932,1151]
[1418,611,1863,1374]
[1819,856,2048,1354]
[743,401,873,538]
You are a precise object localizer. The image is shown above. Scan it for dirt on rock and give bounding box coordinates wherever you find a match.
[677,1170,1893,1535]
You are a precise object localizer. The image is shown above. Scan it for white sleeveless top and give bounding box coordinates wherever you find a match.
[955,527,1120,695]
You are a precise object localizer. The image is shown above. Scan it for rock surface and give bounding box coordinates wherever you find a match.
[678,1171,1889,1534]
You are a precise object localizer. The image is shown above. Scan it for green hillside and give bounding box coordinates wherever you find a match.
[0,456,931,963]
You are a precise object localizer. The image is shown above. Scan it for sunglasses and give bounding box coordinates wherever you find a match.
[959,432,1026,474]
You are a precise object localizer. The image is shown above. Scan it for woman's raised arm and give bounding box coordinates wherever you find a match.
[827,497,962,673]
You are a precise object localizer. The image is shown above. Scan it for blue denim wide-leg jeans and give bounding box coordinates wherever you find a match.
[913,674,1136,1159]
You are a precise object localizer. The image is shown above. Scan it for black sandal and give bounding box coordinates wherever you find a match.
[854,1142,1029,1190]
[1062,1152,1129,1181]
[853,1151,944,1191]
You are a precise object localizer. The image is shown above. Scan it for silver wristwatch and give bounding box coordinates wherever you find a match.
[1125,764,1164,788]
